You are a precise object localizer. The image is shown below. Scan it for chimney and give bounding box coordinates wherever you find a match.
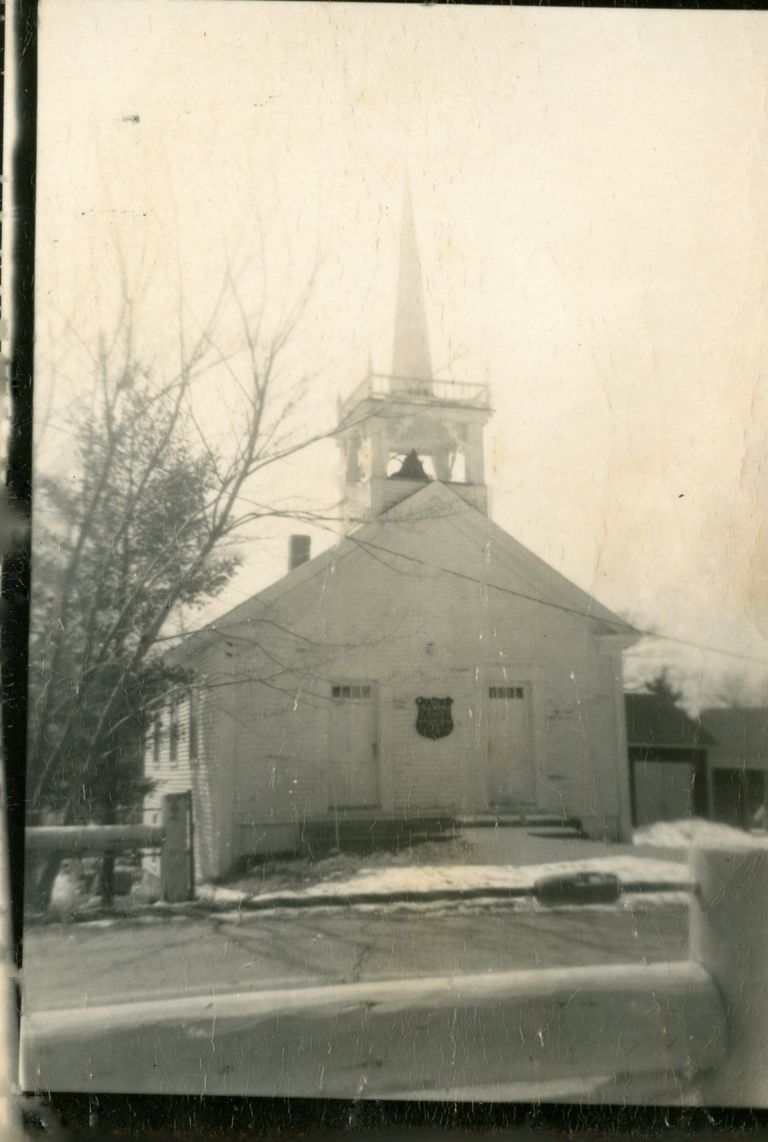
[289,534,311,571]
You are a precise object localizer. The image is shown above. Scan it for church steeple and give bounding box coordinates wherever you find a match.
[337,180,491,529]
[391,175,433,384]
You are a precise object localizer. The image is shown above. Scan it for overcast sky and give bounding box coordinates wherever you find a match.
[36,1,768,709]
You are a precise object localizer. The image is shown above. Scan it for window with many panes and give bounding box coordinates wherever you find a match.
[489,686,525,700]
[331,684,372,700]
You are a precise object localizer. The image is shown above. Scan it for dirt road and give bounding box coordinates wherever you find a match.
[24,897,688,1012]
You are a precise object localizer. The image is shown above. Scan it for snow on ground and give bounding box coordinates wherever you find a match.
[79,819,767,918]
[206,825,703,909]
[634,818,768,850]
[284,855,688,895]
[209,890,691,922]
[90,818,764,917]
[201,854,690,908]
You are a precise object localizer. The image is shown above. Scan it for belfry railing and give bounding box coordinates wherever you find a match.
[343,372,491,412]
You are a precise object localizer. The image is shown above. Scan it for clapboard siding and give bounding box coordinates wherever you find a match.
[146,486,634,879]
[210,532,627,867]
[143,642,236,879]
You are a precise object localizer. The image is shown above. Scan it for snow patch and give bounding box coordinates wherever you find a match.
[200,855,689,910]
[634,818,768,850]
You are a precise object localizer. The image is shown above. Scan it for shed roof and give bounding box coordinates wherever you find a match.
[624,693,713,749]
[700,707,768,766]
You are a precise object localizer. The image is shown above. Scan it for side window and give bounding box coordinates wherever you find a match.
[152,713,162,767]
[169,695,180,767]
[188,687,199,765]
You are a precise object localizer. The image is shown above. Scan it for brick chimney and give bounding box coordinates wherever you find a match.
[289,534,311,571]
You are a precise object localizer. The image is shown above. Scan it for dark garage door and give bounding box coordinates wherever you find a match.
[711,768,766,829]
[629,749,708,826]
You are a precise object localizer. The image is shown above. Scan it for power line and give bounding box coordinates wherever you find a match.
[35,419,768,668]
[335,533,768,668]
[153,533,768,669]
[624,635,768,668]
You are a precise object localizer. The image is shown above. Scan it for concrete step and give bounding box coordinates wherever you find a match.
[300,816,455,856]
[523,826,588,840]
[456,813,585,834]
[298,813,586,856]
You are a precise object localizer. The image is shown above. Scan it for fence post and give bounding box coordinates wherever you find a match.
[690,846,768,1107]
[160,793,193,903]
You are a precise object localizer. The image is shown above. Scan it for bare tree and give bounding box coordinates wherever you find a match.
[28,265,363,909]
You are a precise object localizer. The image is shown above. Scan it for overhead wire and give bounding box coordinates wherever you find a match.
[35,419,768,668]
[155,529,768,669]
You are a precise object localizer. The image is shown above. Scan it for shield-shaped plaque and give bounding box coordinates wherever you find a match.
[415,697,454,740]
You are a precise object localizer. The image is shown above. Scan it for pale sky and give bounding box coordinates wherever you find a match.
[35,1,768,709]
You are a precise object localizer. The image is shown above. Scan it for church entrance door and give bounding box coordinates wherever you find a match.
[329,683,379,809]
[486,684,536,806]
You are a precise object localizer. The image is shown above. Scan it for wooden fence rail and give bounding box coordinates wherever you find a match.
[24,793,194,903]
[25,825,164,852]
[18,846,768,1103]
[20,961,725,1101]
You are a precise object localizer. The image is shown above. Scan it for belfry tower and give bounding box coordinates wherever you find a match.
[338,182,492,529]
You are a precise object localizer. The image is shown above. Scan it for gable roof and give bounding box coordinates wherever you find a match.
[625,693,713,749]
[700,707,768,766]
[412,484,632,632]
[170,480,637,661]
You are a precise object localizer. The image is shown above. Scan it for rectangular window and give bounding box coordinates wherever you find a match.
[489,686,524,700]
[169,696,180,767]
[332,684,372,700]
[152,714,162,767]
[188,688,199,765]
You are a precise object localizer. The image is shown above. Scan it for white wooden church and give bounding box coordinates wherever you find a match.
[144,189,638,880]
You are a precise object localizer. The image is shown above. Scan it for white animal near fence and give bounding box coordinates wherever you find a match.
[25,792,194,905]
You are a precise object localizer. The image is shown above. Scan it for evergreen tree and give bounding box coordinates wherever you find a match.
[644,668,684,707]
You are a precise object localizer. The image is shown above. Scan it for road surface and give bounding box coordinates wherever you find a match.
[23,898,689,1013]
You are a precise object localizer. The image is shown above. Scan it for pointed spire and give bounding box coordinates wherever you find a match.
[391,174,433,383]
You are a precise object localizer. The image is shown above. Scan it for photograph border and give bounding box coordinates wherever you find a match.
[8,0,768,1136]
